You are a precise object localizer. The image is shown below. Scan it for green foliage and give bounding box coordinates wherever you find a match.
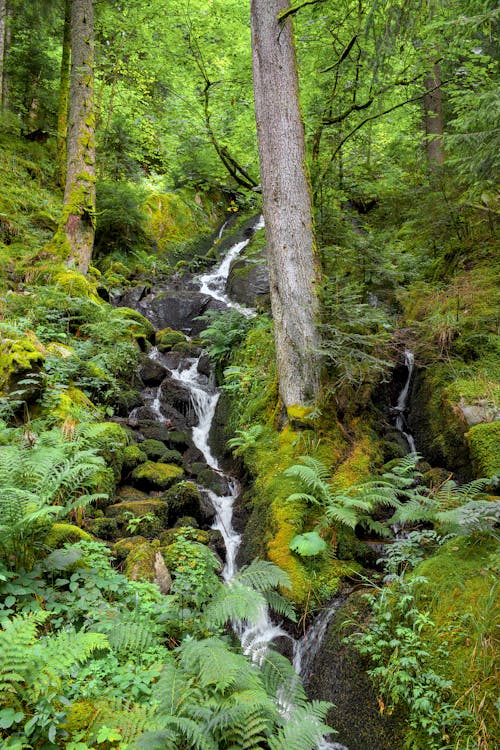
[289,531,327,557]
[0,427,107,570]
[199,309,254,370]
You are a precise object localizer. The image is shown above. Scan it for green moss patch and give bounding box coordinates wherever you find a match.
[44,523,93,549]
[466,421,500,478]
[130,460,184,490]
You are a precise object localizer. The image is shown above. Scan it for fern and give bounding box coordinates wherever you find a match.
[235,560,291,592]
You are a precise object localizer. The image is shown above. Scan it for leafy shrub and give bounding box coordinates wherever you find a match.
[94,180,149,256]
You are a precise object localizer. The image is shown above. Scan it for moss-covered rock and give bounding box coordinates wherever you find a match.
[0,333,45,395]
[466,421,500,479]
[114,306,155,341]
[124,541,158,582]
[155,326,187,352]
[140,438,169,460]
[89,421,129,480]
[106,498,169,531]
[161,480,203,522]
[130,460,184,490]
[159,526,210,547]
[116,485,150,504]
[122,443,148,470]
[112,535,148,561]
[86,516,118,540]
[44,523,93,549]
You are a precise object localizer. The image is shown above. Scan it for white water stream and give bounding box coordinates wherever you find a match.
[149,216,349,750]
[393,349,417,453]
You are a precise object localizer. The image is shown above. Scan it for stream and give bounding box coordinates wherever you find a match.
[137,216,349,749]
[124,217,422,749]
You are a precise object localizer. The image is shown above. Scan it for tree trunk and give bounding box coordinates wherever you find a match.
[424,61,444,167]
[1,0,9,109]
[63,0,95,275]
[250,0,322,410]
[0,0,6,107]
[57,0,71,187]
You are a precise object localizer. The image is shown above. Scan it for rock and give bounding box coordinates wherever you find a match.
[155,327,188,352]
[106,498,169,534]
[457,398,499,427]
[158,378,197,426]
[154,551,172,594]
[140,438,170,460]
[197,353,211,377]
[137,289,226,335]
[207,528,226,559]
[122,444,148,471]
[226,254,269,307]
[86,516,119,540]
[196,467,231,495]
[116,485,150,503]
[182,445,205,469]
[112,535,148,561]
[162,480,215,525]
[130,460,184,490]
[138,357,169,386]
[136,422,192,446]
[117,285,148,309]
[124,541,157,582]
[161,448,184,465]
[44,523,93,549]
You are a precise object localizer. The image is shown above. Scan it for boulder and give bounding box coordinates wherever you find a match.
[226,254,269,307]
[138,357,169,386]
[137,289,226,335]
[158,378,197,426]
[130,460,184,490]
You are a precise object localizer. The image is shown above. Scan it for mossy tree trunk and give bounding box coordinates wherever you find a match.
[424,60,444,167]
[63,0,95,275]
[0,0,9,109]
[250,0,322,411]
[57,0,71,187]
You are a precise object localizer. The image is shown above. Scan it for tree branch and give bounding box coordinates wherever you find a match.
[278,0,328,23]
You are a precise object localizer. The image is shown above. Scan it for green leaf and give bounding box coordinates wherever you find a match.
[289,532,327,557]
[0,708,24,729]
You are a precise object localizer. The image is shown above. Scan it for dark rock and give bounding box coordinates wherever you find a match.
[197,353,211,377]
[140,438,169,460]
[226,254,269,307]
[196,467,230,495]
[161,481,210,524]
[117,285,148,309]
[158,378,197,426]
[160,448,184,465]
[207,528,226,559]
[137,289,226,336]
[138,357,169,386]
[174,516,199,528]
[306,592,406,750]
[182,445,205,469]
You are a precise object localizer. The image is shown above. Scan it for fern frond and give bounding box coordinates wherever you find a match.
[179,638,249,692]
[269,703,332,750]
[203,581,266,628]
[236,559,291,592]
[264,590,297,621]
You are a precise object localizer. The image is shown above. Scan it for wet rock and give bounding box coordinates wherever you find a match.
[127,405,157,428]
[138,357,169,386]
[182,445,205,469]
[161,481,212,525]
[207,528,226,559]
[226,254,269,307]
[457,398,499,427]
[196,467,231,495]
[197,353,211,377]
[130,460,184,491]
[137,289,226,335]
[159,378,197,427]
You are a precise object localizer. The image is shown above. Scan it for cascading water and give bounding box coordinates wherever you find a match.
[149,216,349,749]
[393,349,417,453]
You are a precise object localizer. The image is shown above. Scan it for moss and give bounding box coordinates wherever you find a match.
[106,498,169,528]
[53,268,99,299]
[87,515,118,540]
[0,334,45,394]
[332,429,382,489]
[114,306,155,340]
[144,191,207,253]
[466,421,500,478]
[131,460,184,490]
[286,403,318,428]
[112,535,148,561]
[159,526,209,547]
[91,421,129,480]
[116,485,149,503]
[155,327,187,352]
[123,443,148,470]
[411,536,499,747]
[140,438,169,460]
[161,481,202,520]
[124,541,159,582]
[52,386,96,422]
[44,522,93,548]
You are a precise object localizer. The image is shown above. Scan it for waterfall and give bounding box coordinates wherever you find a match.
[151,215,350,749]
[197,215,264,317]
[393,349,416,453]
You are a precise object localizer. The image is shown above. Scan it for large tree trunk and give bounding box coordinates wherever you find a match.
[57,0,71,187]
[424,60,444,167]
[251,0,322,410]
[63,0,95,274]
[0,0,6,106]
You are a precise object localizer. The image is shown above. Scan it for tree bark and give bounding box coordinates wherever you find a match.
[63,0,95,275]
[57,0,71,187]
[251,0,322,409]
[424,61,444,167]
[0,0,6,107]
